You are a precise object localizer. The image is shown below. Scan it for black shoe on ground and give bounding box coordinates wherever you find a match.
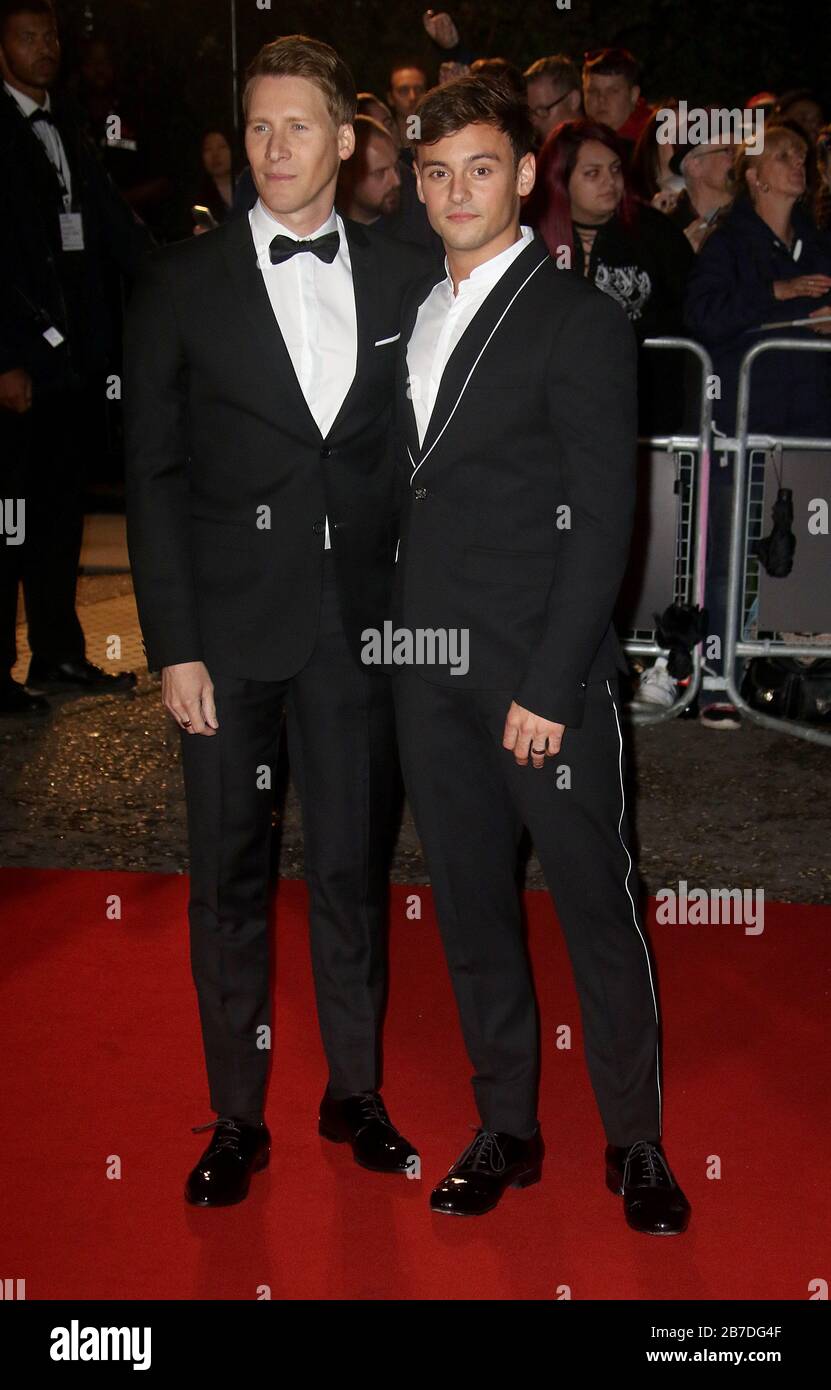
[430,1127,544,1216]
[26,657,137,694]
[605,1139,691,1235]
[699,701,741,730]
[185,1117,271,1207]
[0,678,49,715]
[318,1089,418,1173]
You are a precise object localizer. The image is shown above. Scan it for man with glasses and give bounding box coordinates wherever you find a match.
[666,133,736,251]
[524,54,582,143]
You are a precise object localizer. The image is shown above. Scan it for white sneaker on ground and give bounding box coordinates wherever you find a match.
[632,656,677,708]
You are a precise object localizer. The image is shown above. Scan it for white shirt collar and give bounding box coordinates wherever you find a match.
[249,197,339,257]
[4,81,51,118]
[444,224,535,298]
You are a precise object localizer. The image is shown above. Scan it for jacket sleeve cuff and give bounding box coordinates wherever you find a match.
[514,674,588,730]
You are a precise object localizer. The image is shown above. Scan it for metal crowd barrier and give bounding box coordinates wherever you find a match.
[622,337,714,724]
[722,337,831,746]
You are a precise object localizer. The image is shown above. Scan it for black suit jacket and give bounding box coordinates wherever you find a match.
[390,232,637,730]
[0,87,150,389]
[123,212,433,677]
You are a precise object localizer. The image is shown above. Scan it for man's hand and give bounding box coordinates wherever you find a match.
[423,9,459,48]
[161,661,218,735]
[651,188,680,215]
[502,700,565,768]
[0,368,33,413]
[808,305,831,333]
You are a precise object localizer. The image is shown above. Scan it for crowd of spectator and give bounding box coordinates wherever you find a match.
[2,0,830,729]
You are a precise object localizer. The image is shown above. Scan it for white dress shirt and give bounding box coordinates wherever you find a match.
[407,224,534,447]
[249,199,357,549]
[4,81,72,208]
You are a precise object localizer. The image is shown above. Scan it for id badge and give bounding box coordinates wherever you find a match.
[59,212,85,251]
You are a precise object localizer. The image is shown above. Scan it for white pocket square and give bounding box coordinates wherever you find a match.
[374,333,401,347]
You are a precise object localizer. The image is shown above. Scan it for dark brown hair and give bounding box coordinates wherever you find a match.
[414,74,535,168]
[583,46,640,87]
[242,34,357,127]
[469,57,526,101]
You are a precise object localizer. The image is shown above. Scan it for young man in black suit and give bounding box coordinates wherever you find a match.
[124,36,434,1206]
[390,77,690,1232]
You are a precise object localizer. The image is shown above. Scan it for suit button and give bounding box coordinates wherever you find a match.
[414,487,428,500]
[312,520,326,534]
[320,445,332,458]
[580,681,587,688]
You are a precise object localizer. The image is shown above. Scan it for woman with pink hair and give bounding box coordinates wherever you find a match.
[524,118,694,436]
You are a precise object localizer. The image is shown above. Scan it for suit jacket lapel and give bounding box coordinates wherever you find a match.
[219,211,323,439]
[2,89,66,214]
[397,265,442,468]
[413,234,550,468]
[324,218,373,440]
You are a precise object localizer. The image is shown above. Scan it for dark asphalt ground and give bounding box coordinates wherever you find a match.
[2,576,830,904]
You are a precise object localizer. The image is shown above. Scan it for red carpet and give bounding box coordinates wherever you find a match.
[0,866,828,1300]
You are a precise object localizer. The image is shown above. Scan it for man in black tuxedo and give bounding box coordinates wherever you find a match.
[0,0,148,715]
[124,36,433,1206]
[390,77,690,1232]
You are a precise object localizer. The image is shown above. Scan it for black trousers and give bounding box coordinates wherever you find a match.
[0,385,99,679]
[179,553,397,1121]
[392,668,662,1147]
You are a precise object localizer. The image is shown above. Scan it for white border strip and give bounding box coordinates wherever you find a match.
[606,678,663,1135]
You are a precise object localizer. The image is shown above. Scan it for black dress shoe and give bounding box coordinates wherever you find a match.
[0,678,49,715]
[26,657,137,694]
[185,1117,270,1207]
[606,1139,691,1235]
[430,1127,544,1216]
[318,1089,418,1173]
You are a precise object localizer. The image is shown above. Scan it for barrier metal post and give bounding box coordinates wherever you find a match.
[624,337,713,723]
[724,337,831,746]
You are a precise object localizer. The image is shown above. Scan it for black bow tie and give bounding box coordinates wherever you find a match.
[29,107,56,126]
[269,229,340,265]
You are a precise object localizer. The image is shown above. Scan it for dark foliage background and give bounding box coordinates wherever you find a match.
[55,0,829,187]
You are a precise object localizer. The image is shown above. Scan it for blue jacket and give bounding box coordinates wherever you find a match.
[684,196,831,437]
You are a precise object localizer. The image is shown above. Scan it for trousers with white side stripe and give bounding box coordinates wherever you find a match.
[393,669,662,1143]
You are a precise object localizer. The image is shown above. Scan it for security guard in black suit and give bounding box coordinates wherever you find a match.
[0,0,150,714]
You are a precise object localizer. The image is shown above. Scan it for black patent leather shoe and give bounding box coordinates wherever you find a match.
[606,1139,691,1235]
[318,1089,418,1173]
[0,678,49,715]
[430,1127,544,1216]
[26,657,137,694]
[185,1117,270,1207]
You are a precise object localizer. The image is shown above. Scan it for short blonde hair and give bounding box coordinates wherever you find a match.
[242,34,357,127]
[731,123,807,201]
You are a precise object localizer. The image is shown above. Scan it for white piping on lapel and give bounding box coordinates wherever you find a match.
[409,252,548,485]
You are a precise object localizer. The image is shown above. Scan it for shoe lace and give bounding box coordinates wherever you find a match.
[191,1117,243,1154]
[623,1140,673,1188]
[456,1128,507,1174]
[358,1093,393,1128]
